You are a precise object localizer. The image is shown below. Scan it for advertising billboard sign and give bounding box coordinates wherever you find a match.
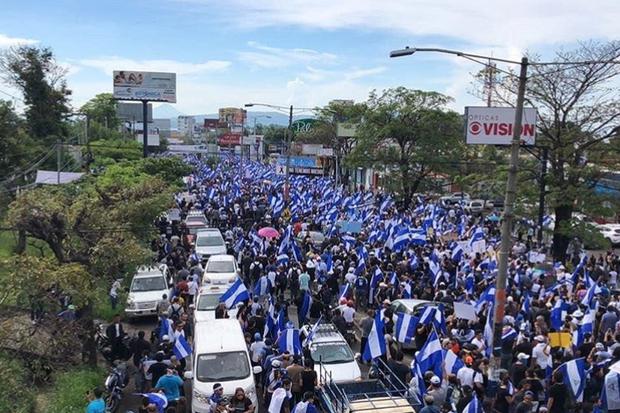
[113,71,176,103]
[218,133,241,146]
[464,107,537,145]
[276,156,317,168]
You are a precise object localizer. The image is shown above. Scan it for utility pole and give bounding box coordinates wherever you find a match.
[486,61,496,107]
[56,139,62,184]
[537,147,549,245]
[142,100,149,158]
[284,105,293,203]
[492,57,528,377]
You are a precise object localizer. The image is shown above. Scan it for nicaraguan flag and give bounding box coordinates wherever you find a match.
[468,226,485,248]
[299,291,312,325]
[159,318,174,340]
[550,298,567,330]
[571,254,587,284]
[581,283,602,309]
[253,276,271,297]
[402,282,412,298]
[292,241,303,262]
[443,349,464,375]
[277,253,289,267]
[339,284,351,302]
[173,334,192,359]
[264,312,276,339]
[520,293,531,316]
[395,313,419,344]
[393,226,410,252]
[557,358,586,402]
[355,255,366,275]
[219,278,250,309]
[475,285,495,312]
[410,228,426,245]
[601,370,620,411]
[416,330,443,379]
[502,326,518,344]
[418,306,436,326]
[278,328,302,355]
[363,310,386,362]
[451,243,464,263]
[433,305,448,335]
[303,316,323,347]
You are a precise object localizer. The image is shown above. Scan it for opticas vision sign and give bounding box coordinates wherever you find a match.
[465,107,537,145]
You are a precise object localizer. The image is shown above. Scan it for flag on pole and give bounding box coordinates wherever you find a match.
[463,395,483,413]
[173,334,192,359]
[443,349,465,375]
[556,358,586,402]
[395,313,419,344]
[278,328,302,355]
[303,316,323,347]
[299,291,312,326]
[362,310,386,362]
[416,330,443,379]
[219,278,250,309]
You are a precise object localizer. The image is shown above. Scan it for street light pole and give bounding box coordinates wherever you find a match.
[285,104,293,204]
[492,57,528,372]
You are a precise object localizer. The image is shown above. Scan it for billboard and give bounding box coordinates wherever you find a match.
[218,133,242,146]
[464,107,537,145]
[219,108,247,125]
[113,71,176,103]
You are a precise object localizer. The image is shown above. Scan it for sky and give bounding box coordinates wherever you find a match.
[0,0,617,116]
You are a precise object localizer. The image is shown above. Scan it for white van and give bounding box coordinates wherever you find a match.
[185,319,261,412]
[194,285,239,324]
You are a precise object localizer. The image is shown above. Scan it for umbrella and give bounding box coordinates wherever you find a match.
[258,227,280,239]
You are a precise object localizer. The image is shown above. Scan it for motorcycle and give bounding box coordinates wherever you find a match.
[96,323,133,363]
[104,361,129,413]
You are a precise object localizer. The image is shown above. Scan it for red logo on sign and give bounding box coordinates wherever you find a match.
[469,121,482,135]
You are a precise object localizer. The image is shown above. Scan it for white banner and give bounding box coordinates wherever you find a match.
[465,107,536,145]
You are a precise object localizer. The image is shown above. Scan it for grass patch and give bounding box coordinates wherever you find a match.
[47,366,105,413]
[0,352,36,413]
[92,291,125,322]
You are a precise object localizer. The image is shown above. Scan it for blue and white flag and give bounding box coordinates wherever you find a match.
[395,313,419,344]
[501,326,518,344]
[550,299,567,330]
[443,349,465,375]
[602,370,620,411]
[173,334,192,359]
[303,316,323,347]
[159,318,174,340]
[393,227,410,252]
[299,291,312,325]
[475,285,496,312]
[571,254,587,284]
[278,328,302,355]
[416,330,443,379]
[219,278,250,309]
[463,395,483,413]
[557,358,586,402]
[520,294,531,316]
[581,283,602,309]
[410,229,426,246]
[419,306,436,326]
[277,253,289,267]
[339,284,351,302]
[451,243,464,263]
[362,311,386,362]
[355,255,366,275]
[468,227,485,248]
[292,241,303,263]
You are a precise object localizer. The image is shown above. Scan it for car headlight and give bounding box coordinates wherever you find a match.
[126,299,134,308]
[193,389,210,404]
[229,276,238,283]
[204,278,211,284]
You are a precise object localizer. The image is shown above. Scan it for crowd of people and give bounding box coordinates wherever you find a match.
[88,154,619,413]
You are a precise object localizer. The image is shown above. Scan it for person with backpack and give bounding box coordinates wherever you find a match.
[168,297,184,322]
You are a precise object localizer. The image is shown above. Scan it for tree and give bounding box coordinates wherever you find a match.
[295,100,366,184]
[474,41,620,261]
[0,46,71,145]
[80,93,119,129]
[0,100,36,182]
[348,87,464,206]
[262,125,288,145]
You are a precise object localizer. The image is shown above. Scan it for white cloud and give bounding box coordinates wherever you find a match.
[181,0,617,51]
[77,57,231,76]
[238,41,337,69]
[0,33,38,48]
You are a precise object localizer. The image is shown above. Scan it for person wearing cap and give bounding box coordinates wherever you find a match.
[510,353,529,386]
[514,390,535,413]
[531,335,551,371]
[427,375,448,407]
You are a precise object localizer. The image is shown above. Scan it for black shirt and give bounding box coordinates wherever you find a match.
[230,397,253,413]
[548,383,568,413]
[493,386,511,413]
[301,369,317,393]
[148,362,168,387]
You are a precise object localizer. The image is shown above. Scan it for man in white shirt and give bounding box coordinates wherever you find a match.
[532,335,552,370]
[187,275,198,306]
[342,302,356,324]
[456,356,482,388]
[471,331,486,353]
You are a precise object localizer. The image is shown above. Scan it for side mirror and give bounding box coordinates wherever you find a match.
[354,353,362,361]
[252,366,263,375]
[184,371,194,380]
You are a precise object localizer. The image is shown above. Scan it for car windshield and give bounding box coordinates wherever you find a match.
[131,276,166,292]
[197,294,222,310]
[186,216,206,224]
[207,261,235,273]
[196,234,223,247]
[311,343,354,364]
[196,352,250,382]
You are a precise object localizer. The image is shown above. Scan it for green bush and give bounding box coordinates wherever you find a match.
[47,367,104,413]
[0,353,35,413]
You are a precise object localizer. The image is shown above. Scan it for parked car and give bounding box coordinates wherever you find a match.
[596,223,620,246]
[307,322,362,383]
[202,254,239,285]
[464,200,485,215]
[125,265,173,320]
[449,192,471,204]
[195,228,227,260]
